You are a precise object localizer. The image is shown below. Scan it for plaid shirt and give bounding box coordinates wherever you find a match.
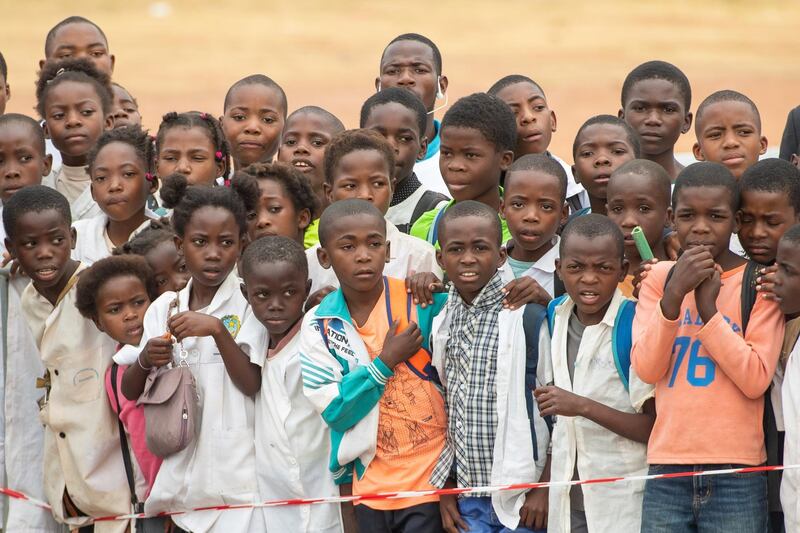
[430,272,505,494]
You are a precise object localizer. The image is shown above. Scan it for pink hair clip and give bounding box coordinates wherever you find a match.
[215,151,223,160]
[223,178,231,187]
[145,172,155,182]
[200,112,208,119]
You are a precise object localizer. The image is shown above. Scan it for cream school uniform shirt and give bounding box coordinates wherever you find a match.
[238,319,343,533]
[71,209,159,265]
[307,220,442,293]
[43,164,101,222]
[781,338,800,529]
[118,271,263,533]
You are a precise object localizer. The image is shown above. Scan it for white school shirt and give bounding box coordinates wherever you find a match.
[306,220,442,293]
[42,165,101,222]
[71,209,159,265]
[118,271,263,533]
[414,150,449,196]
[544,290,653,533]
[386,186,449,232]
[781,339,800,529]
[498,237,560,297]
[238,319,343,533]
[552,154,589,211]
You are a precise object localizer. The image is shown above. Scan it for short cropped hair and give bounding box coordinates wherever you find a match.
[572,114,642,159]
[318,198,385,247]
[323,129,395,184]
[560,213,624,260]
[695,90,761,132]
[223,74,287,116]
[288,106,345,132]
[240,235,308,279]
[0,51,7,81]
[621,60,692,110]
[382,33,443,75]
[44,16,109,57]
[0,113,47,154]
[740,158,800,213]
[438,199,502,246]
[2,185,71,239]
[611,159,672,207]
[487,74,545,99]
[780,223,800,247]
[360,87,428,136]
[442,93,517,153]
[75,255,158,321]
[506,153,568,202]
[673,162,739,211]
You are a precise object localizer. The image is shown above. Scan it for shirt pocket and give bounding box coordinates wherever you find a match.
[69,367,103,404]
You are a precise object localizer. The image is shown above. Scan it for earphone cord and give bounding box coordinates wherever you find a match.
[428,91,449,115]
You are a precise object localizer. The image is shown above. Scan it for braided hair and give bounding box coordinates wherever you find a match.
[155,111,231,178]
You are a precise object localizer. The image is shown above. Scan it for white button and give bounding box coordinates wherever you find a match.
[289,457,297,466]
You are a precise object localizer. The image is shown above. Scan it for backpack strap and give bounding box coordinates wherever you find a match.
[740,261,759,334]
[110,363,143,512]
[428,207,447,246]
[611,300,636,392]
[411,190,448,231]
[522,303,550,459]
[546,294,568,336]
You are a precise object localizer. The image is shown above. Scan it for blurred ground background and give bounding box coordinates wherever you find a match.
[2,0,799,158]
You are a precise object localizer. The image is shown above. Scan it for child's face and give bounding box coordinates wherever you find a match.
[774,240,800,315]
[45,22,114,77]
[572,124,636,201]
[175,206,242,289]
[377,40,441,111]
[501,170,567,256]
[247,179,310,245]
[222,84,285,168]
[606,172,671,261]
[43,81,112,165]
[363,102,425,183]
[277,112,337,204]
[90,141,156,222]
[0,73,8,115]
[157,126,224,186]
[94,275,150,346]
[5,209,75,290]
[672,185,738,262]
[325,149,394,215]
[621,79,691,158]
[111,85,141,129]
[738,189,798,265]
[436,215,506,304]
[0,124,52,203]
[243,259,310,340]
[556,234,627,325]
[145,239,189,295]
[440,126,512,203]
[693,101,767,179]
[493,82,556,157]
[317,213,388,295]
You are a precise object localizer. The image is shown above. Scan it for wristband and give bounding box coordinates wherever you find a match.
[632,226,654,261]
[137,352,153,371]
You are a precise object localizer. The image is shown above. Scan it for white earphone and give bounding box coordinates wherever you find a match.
[435,76,445,99]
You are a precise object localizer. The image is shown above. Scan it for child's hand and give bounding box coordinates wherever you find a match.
[757,265,780,301]
[440,493,468,533]
[502,277,550,309]
[305,286,336,311]
[1,251,25,278]
[663,231,681,261]
[632,258,659,299]
[379,320,422,368]
[661,246,716,318]
[168,311,222,341]
[141,335,174,368]
[405,271,444,308]
[695,266,722,322]
[534,386,587,418]
[519,488,548,530]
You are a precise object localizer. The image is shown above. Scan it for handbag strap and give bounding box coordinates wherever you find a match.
[110,363,143,512]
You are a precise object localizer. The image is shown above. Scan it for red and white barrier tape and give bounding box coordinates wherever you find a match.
[3,464,797,523]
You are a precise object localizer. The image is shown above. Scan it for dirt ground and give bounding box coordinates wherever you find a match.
[2,0,800,158]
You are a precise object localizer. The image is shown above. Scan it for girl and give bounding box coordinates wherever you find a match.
[116,174,264,532]
[240,162,318,246]
[73,125,159,265]
[155,111,230,187]
[117,221,190,295]
[35,57,113,221]
[75,255,166,532]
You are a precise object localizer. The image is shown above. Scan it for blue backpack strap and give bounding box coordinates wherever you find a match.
[611,299,636,391]
[546,294,568,336]
[428,207,447,246]
[522,303,549,460]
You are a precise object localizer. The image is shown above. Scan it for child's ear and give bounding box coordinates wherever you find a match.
[664,206,673,229]
[104,114,114,131]
[70,227,77,250]
[148,175,159,195]
[42,154,53,177]
[173,235,184,256]
[304,278,312,300]
[298,208,312,232]
[791,154,800,168]
[323,181,333,204]
[435,249,445,271]
[109,54,116,74]
[560,202,569,226]
[617,108,625,120]
[497,246,507,268]
[4,238,13,257]
[759,135,768,156]
[554,258,562,279]
[417,136,428,161]
[499,150,514,171]
[317,246,331,270]
[92,316,105,333]
[499,199,506,217]
[38,58,45,70]
[692,142,706,162]
[620,258,630,281]
[239,282,248,301]
[550,110,557,133]
[374,77,381,93]
[681,112,694,134]
[571,165,581,186]
[42,121,51,140]
[215,158,225,178]
[385,241,391,263]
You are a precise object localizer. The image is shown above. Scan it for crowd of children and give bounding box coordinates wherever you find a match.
[2,14,800,533]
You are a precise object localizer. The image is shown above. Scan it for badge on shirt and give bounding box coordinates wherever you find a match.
[222,315,241,339]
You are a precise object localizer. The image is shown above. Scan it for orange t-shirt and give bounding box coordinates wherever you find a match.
[631,262,784,465]
[352,285,447,510]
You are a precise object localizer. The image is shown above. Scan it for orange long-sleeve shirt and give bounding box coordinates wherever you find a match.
[631,262,784,465]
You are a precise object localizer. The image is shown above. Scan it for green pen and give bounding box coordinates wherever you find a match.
[632,226,654,261]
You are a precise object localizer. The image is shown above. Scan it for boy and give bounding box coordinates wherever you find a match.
[500,153,569,298]
[632,162,784,532]
[619,61,693,181]
[606,159,672,297]
[0,51,9,115]
[431,200,551,532]
[535,214,655,533]
[278,105,345,248]
[410,92,516,247]
[376,33,449,196]
[693,90,767,180]
[738,158,800,265]
[3,186,129,531]
[361,87,448,233]
[488,74,588,212]
[221,74,287,171]
[238,236,344,532]
[306,129,440,294]
[299,199,448,533]
[572,115,641,216]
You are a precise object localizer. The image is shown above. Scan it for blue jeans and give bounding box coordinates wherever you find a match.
[641,464,768,533]
[457,497,546,533]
